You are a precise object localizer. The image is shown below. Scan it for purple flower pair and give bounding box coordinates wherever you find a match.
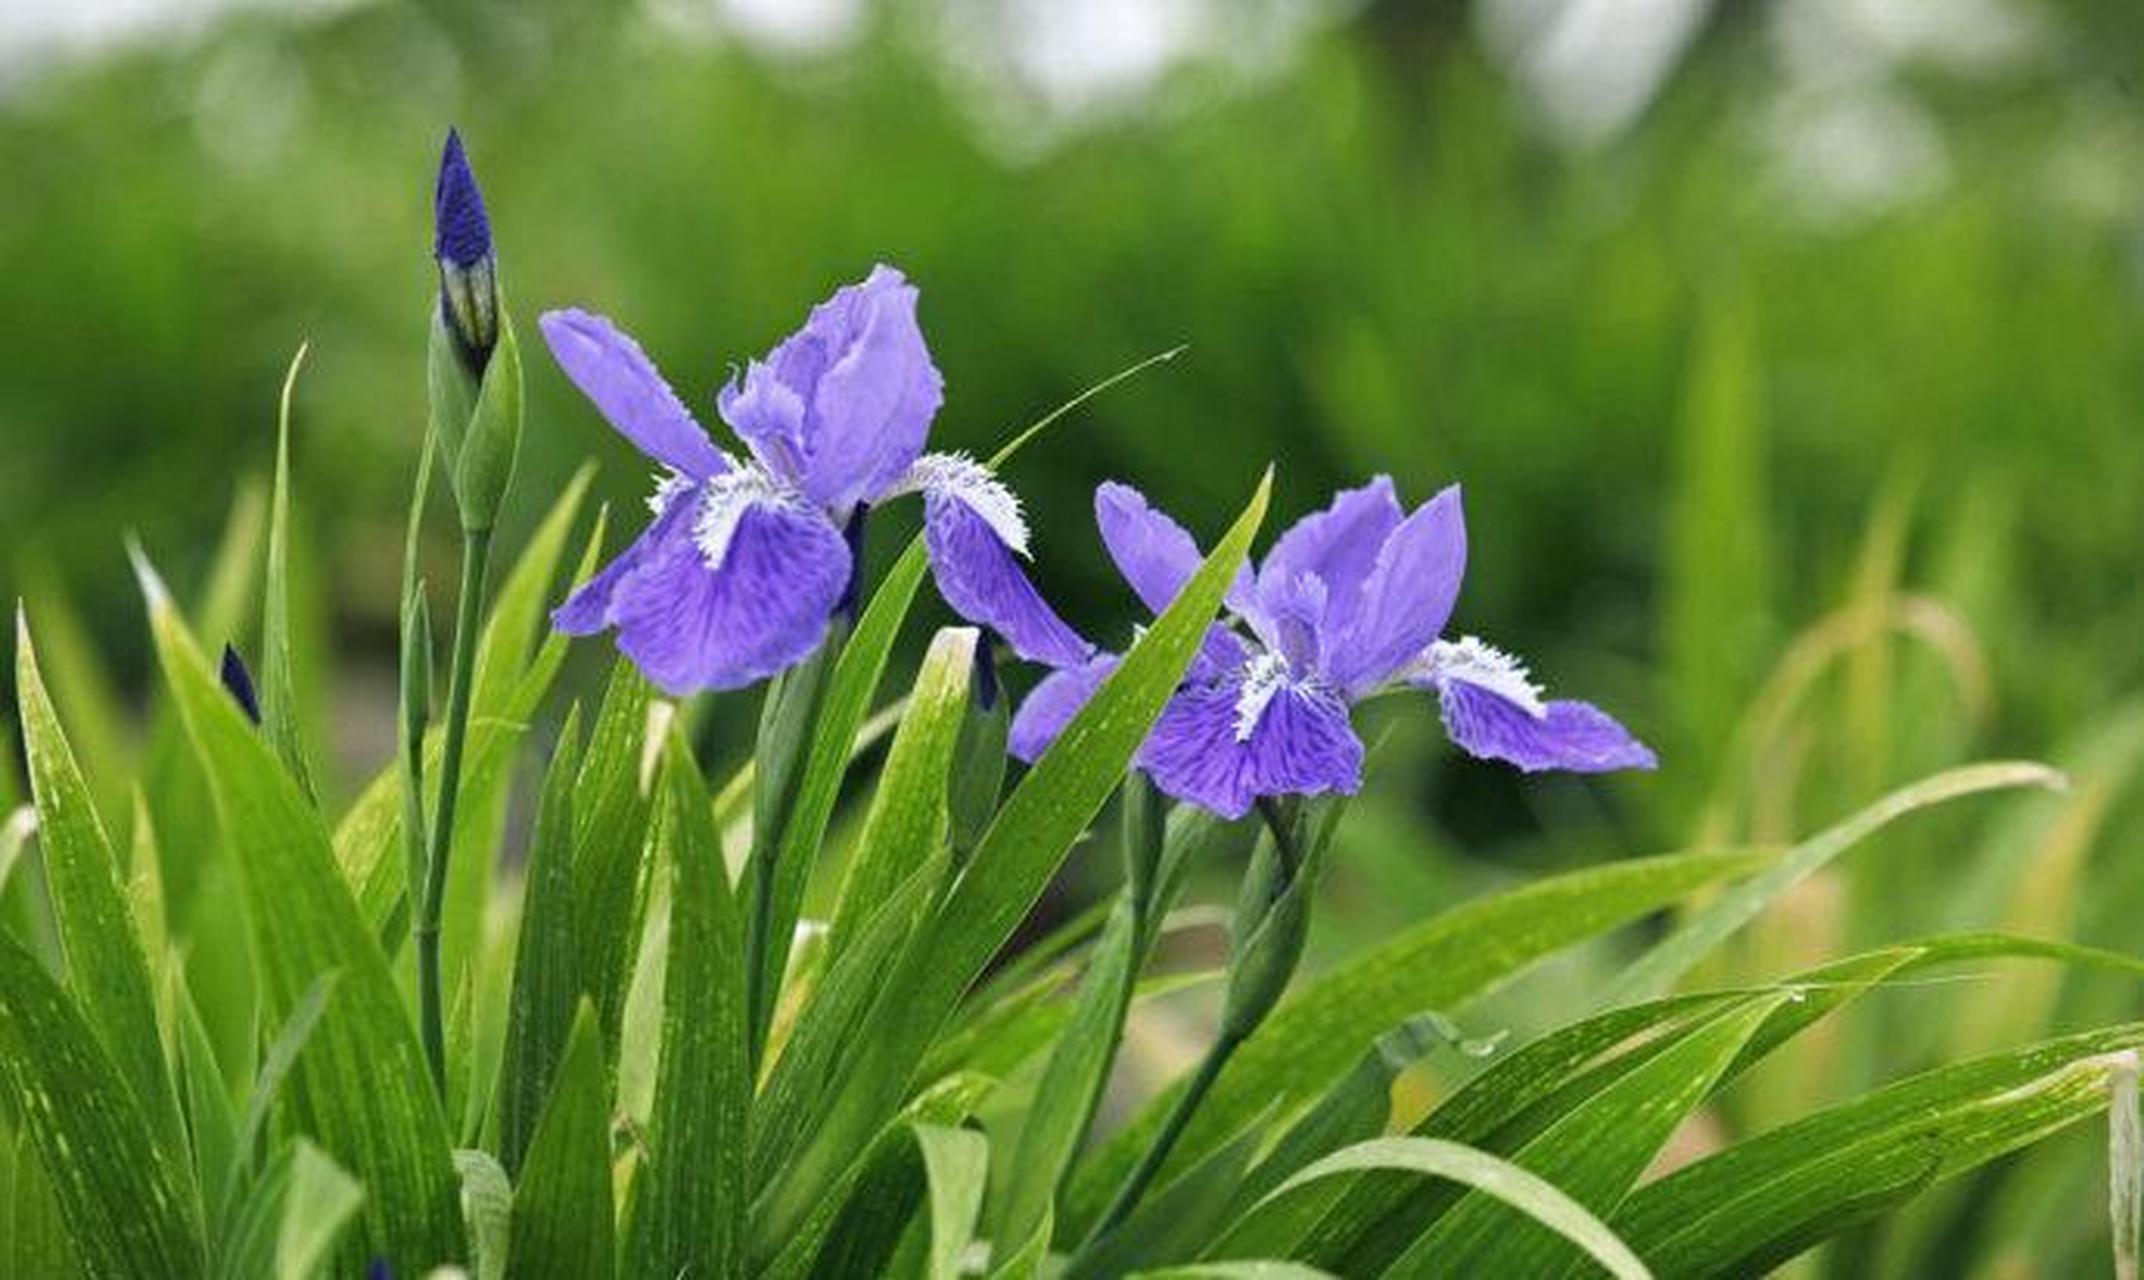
[1004,478,1656,818]
[543,265,1063,695]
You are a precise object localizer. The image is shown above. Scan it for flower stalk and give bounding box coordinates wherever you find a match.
[416,524,491,1089]
[1082,794,1313,1248]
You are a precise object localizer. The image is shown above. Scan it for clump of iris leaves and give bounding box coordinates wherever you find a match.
[1,132,2140,1280]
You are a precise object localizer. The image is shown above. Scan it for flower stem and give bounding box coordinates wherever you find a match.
[1083,1027,1245,1247]
[417,525,491,1095]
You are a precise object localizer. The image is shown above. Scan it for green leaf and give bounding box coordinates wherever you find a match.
[174,981,239,1231]
[0,928,202,1277]
[218,1139,364,1280]
[913,1123,989,1280]
[15,610,185,1161]
[1606,761,2066,1004]
[1615,1022,2144,1277]
[0,802,35,899]
[998,891,1140,1251]
[508,1001,615,1280]
[747,354,1182,1069]
[760,1073,994,1280]
[226,971,338,1225]
[621,735,747,1280]
[454,1149,512,1280]
[1240,1139,1652,1280]
[1066,847,1775,1232]
[8,1128,80,1277]
[497,703,585,1176]
[568,659,657,1048]
[1133,1265,1336,1280]
[1070,1108,1276,1280]
[1392,996,1784,1277]
[758,471,1271,1256]
[824,626,977,964]
[261,343,318,797]
[331,479,601,945]
[1212,1012,1474,1260]
[144,560,464,1268]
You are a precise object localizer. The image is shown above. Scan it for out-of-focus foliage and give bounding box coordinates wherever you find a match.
[6,3,2144,1276]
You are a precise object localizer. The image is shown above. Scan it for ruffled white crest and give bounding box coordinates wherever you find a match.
[1409,635,1547,719]
[693,459,814,571]
[647,467,700,517]
[893,452,1031,558]
[1234,649,1292,742]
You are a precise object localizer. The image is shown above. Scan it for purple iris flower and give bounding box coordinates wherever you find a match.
[543,265,1081,695]
[1002,477,1656,819]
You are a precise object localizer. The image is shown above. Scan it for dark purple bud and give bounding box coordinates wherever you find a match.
[434,128,499,373]
[433,129,492,269]
[219,643,261,725]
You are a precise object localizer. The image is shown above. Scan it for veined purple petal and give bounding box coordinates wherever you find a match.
[1095,481,1204,615]
[1436,681,1657,774]
[1137,672,1363,819]
[925,490,1093,670]
[605,493,850,694]
[1323,485,1466,694]
[540,310,729,480]
[716,359,809,483]
[806,266,942,511]
[1009,655,1118,763]
[552,480,698,635]
[1256,474,1401,636]
[1192,624,1248,683]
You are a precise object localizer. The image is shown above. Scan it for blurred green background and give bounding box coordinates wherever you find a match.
[7,0,2144,1272]
[8,0,2144,890]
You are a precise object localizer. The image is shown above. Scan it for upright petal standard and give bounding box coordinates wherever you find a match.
[999,476,1655,818]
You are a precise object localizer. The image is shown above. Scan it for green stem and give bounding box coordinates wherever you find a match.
[1081,796,1306,1249]
[1082,1027,1245,1247]
[418,525,491,1094]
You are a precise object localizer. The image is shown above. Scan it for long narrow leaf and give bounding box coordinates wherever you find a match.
[0,929,202,1277]
[621,735,747,1279]
[757,470,1271,1257]
[15,611,186,1160]
[509,1001,615,1280]
[1066,847,1775,1231]
[144,559,464,1268]
[498,704,586,1175]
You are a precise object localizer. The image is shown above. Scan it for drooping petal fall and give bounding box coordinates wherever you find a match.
[924,490,1093,670]
[1436,680,1657,774]
[1137,672,1363,820]
[604,494,851,695]
[539,309,729,480]
[552,480,699,636]
[1009,655,1118,763]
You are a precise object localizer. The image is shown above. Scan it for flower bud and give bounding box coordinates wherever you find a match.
[425,128,522,534]
[434,128,497,374]
[219,643,261,724]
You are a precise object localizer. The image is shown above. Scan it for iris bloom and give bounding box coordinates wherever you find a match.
[1004,477,1655,818]
[543,265,1070,695]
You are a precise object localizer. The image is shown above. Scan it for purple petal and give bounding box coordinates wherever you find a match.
[716,359,809,482]
[1095,481,1205,615]
[604,494,850,695]
[1191,624,1248,683]
[540,310,728,480]
[804,265,942,511]
[1256,475,1402,633]
[1323,485,1466,694]
[1137,675,1363,820]
[1437,680,1657,773]
[925,490,1094,670]
[1010,656,1118,763]
[552,482,697,635]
